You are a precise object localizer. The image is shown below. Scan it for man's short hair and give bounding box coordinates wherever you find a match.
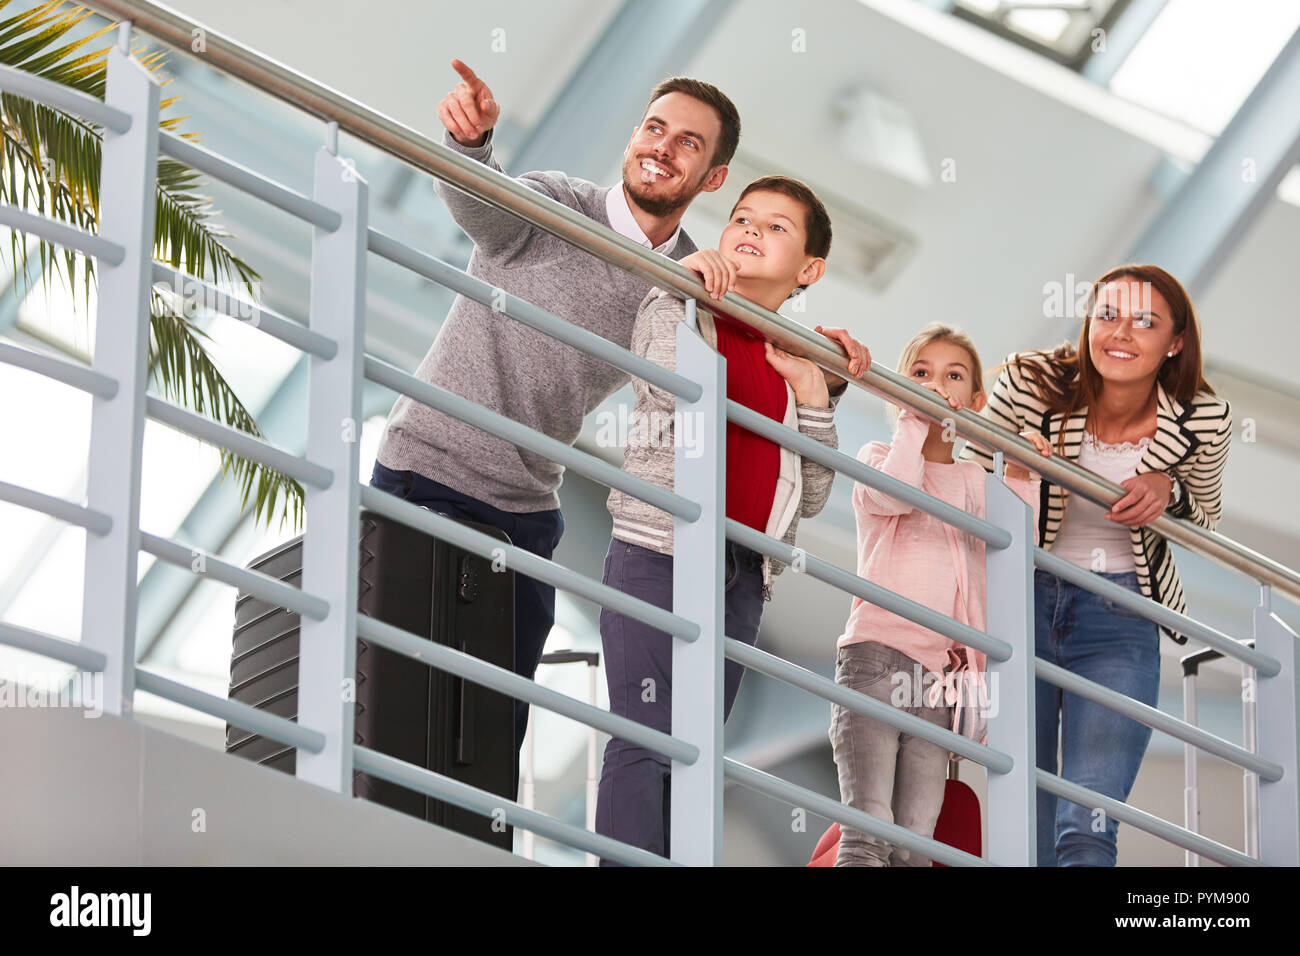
[732,176,832,260]
[642,77,741,168]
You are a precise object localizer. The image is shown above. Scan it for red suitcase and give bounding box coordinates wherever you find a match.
[808,761,982,866]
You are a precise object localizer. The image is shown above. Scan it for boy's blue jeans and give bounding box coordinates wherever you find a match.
[1034,566,1161,867]
[594,538,765,863]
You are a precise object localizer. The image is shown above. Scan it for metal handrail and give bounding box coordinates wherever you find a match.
[79,0,1300,605]
[0,0,1274,868]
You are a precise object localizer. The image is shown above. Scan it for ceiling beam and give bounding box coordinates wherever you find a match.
[505,0,736,183]
[1127,26,1300,294]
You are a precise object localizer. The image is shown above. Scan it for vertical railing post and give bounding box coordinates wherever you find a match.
[1242,656,1260,861]
[1184,670,1201,866]
[1255,584,1300,865]
[670,303,726,865]
[983,452,1037,865]
[79,40,159,716]
[296,144,368,792]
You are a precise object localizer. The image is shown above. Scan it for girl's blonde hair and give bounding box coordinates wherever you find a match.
[888,322,986,424]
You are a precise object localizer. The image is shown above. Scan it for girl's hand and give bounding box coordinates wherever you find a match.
[897,380,957,428]
[919,378,961,410]
[764,342,830,407]
[814,325,871,386]
[681,249,739,301]
[1106,471,1174,528]
[1006,429,1052,482]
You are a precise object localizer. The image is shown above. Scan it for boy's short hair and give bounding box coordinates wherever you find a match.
[731,176,832,259]
[889,323,986,424]
[643,77,741,168]
[730,176,832,293]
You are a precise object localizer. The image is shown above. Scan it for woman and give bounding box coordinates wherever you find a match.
[963,264,1232,866]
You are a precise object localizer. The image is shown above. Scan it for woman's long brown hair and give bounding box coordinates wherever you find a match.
[994,264,1216,452]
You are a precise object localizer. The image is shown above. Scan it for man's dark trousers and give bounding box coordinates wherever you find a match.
[369,460,564,796]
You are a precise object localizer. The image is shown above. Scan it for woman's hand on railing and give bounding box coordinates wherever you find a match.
[1005,429,1052,482]
[1105,471,1174,529]
[439,59,499,148]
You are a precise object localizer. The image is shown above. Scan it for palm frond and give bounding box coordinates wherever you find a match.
[149,288,304,530]
[0,0,302,529]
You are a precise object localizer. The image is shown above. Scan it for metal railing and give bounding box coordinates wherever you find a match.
[0,0,1296,867]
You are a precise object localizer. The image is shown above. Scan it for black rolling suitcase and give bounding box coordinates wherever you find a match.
[225,508,516,851]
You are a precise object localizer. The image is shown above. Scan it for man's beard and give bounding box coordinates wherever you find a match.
[622,160,709,218]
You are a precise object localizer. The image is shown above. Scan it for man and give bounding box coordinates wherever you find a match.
[371,60,868,786]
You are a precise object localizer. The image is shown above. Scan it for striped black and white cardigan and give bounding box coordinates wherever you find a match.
[961,351,1232,644]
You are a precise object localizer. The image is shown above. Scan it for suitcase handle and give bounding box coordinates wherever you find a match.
[456,640,475,765]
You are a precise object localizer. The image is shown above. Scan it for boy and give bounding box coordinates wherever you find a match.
[596,176,868,861]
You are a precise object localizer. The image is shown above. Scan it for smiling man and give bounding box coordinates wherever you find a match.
[371,61,740,777]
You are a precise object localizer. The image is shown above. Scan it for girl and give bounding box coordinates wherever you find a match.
[963,264,1231,866]
[832,323,1042,867]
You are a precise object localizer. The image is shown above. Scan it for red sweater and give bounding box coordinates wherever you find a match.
[713,311,788,532]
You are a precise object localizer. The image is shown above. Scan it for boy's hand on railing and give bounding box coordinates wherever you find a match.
[764,342,830,408]
[439,60,500,147]
[814,325,870,389]
[682,250,740,301]
[1106,471,1174,528]
[1005,429,1052,482]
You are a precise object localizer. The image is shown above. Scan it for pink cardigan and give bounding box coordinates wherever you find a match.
[838,409,1040,683]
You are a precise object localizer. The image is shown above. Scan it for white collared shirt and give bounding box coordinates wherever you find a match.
[605,185,681,255]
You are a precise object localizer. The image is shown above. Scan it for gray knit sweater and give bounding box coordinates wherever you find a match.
[606,289,843,599]
[375,130,698,513]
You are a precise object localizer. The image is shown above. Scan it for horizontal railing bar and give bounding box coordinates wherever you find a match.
[0,342,118,398]
[1035,549,1278,675]
[363,356,699,522]
[357,615,698,765]
[0,63,132,132]
[724,638,1012,772]
[726,520,1013,662]
[0,203,124,265]
[157,131,341,231]
[359,487,700,641]
[1036,770,1258,867]
[723,758,990,867]
[150,263,338,359]
[366,229,701,402]
[354,746,675,867]
[1036,659,1282,780]
[0,621,107,673]
[727,401,1011,550]
[1181,639,1255,678]
[79,0,1300,607]
[144,396,334,489]
[0,480,112,536]
[135,667,326,755]
[139,531,330,621]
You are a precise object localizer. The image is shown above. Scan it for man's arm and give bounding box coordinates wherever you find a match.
[433,60,569,256]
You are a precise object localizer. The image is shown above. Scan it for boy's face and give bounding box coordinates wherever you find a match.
[719,190,822,291]
[907,340,986,412]
[622,92,728,217]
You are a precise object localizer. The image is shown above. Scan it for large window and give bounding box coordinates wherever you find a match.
[1108,0,1300,135]
[951,0,1129,67]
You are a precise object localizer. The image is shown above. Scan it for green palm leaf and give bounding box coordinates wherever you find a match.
[1,0,303,529]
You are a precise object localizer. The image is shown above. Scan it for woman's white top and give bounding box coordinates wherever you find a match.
[1051,431,1152,573]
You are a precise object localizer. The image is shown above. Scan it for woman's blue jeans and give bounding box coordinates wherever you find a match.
[1034,566,1161,867]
